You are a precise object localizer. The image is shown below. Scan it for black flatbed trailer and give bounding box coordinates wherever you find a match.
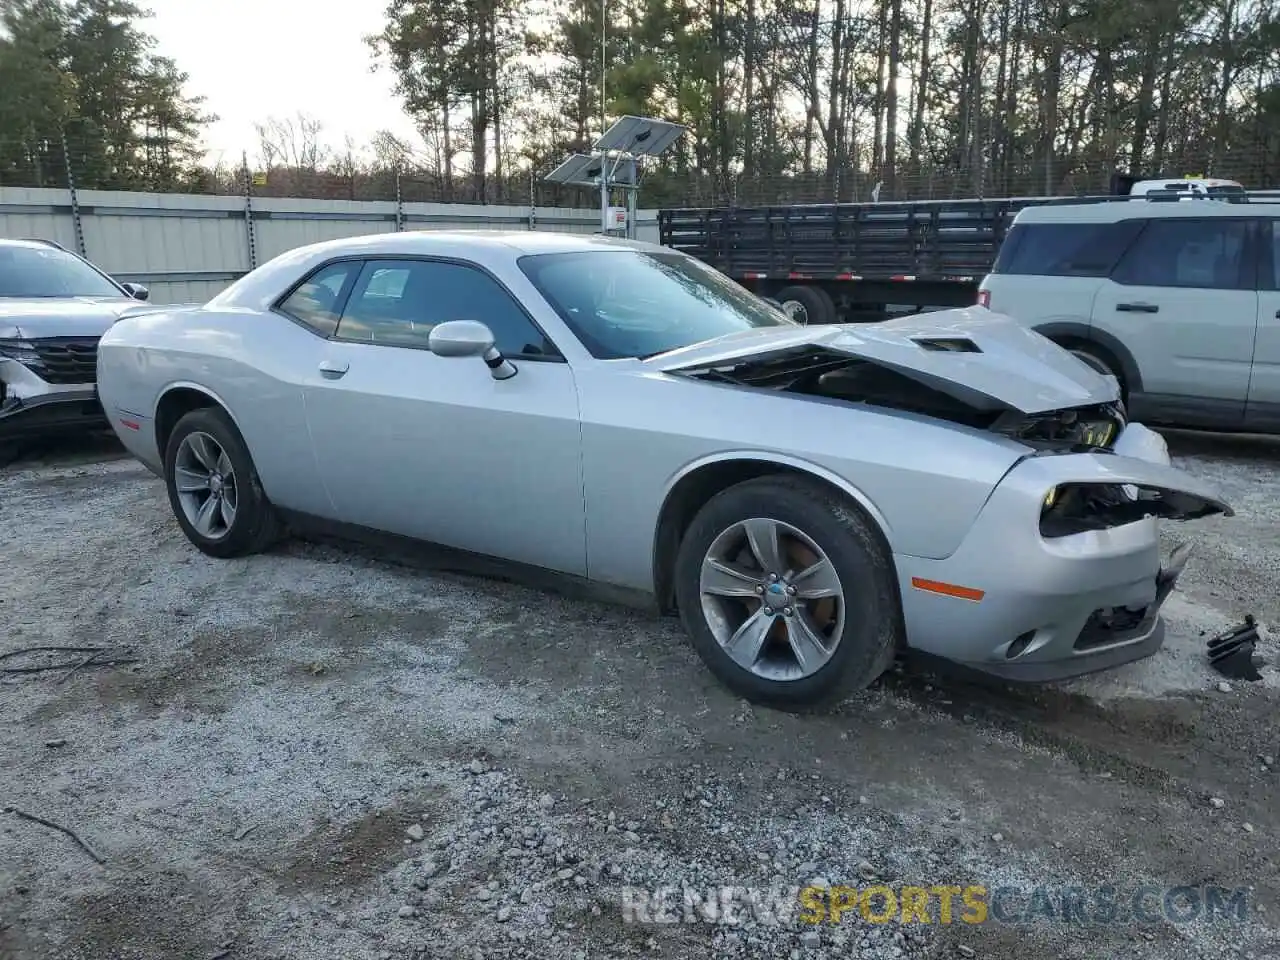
[656,190,1243,323]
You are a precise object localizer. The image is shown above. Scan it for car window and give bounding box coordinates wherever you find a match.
[991,222,1143,277]
[1111,219,1251,290]
[518,249,794,360]
[334,259,556,357]
[279,261,360,336]
[0,244,123,298]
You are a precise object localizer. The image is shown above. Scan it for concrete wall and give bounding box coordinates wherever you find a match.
[0,187,660,304]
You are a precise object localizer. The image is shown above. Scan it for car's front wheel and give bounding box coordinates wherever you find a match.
[163,406,280,558]
[674,475,900,710]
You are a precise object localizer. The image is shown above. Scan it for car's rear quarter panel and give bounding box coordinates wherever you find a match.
[980,275,1102,329]
[98,308,334,516]
[572,366,1030,592]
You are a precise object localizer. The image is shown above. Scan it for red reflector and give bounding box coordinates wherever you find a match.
[788,272,811,280]
[120,419,140,431]
[977,290,991,308]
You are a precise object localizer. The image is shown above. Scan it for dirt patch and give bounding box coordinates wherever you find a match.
[278,804,432,894]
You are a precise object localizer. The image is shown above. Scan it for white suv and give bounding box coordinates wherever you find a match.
[977,197,1280,433]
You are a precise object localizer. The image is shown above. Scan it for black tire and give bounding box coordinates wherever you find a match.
[163,406,281,558]
[673,475,901,711]
[1067,344,1125,397]
[774,285,836,325]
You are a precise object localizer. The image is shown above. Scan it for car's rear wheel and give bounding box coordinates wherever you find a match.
[163,406,280,558]
[674,475,900,710]
[1067,344,1126,397]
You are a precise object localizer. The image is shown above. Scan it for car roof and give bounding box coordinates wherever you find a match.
[292,230,665,259]
[209,229,675,311]
[1014,199,1279,224]
[0,237,71,250]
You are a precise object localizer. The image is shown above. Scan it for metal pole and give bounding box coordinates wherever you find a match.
[529,168,537,231]
[600,172,609,234]
[600,0,607,138]
[599,0,608,234]
[60,131,87,258]
[394,169,404,231]
[241,151,258,271]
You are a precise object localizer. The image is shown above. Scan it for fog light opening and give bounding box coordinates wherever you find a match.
[1006,631,1036,660]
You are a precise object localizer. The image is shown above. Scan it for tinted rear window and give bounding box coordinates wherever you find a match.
[992,221,1144,277]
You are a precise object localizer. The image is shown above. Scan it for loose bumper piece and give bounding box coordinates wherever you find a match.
[1207,615,1263,682]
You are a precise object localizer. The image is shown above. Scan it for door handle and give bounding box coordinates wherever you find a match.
[318,360,349,380]
[1116,302,1159,313]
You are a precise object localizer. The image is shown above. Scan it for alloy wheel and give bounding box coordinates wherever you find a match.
[698,517,846,681]
[173,431,238,540]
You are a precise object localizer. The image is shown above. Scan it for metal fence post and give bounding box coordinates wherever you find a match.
[529,170,537,231]
[394,170,404,231]
[241,151,258,271]
[60,132,87,258]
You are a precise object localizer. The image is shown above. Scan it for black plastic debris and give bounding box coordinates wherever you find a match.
[1207,615,1263,682]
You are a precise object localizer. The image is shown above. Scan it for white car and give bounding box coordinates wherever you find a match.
[978,195,1280,433]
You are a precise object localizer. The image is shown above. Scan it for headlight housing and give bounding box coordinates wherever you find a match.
[0,338,41,367]
[993,402,1125,453]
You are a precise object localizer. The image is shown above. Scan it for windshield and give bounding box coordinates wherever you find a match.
[518,249,794,359]
[0,245,123,298]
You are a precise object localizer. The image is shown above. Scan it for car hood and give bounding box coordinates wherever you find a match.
[646,307,1119,416]
[0,297,158,339]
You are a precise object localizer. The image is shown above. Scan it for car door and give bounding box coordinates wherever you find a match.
[1091,216,1258,428]
[301,256,588,577]
[1247,218,1280,431]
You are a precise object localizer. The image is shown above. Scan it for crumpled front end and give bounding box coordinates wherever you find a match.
[895,422,1231,682]
[0,337,106,439]
[650,308,1122,418]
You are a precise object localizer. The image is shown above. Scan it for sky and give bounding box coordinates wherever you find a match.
[142,0,423,165]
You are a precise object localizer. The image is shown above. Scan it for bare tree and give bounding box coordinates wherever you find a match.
[254,112,330,170]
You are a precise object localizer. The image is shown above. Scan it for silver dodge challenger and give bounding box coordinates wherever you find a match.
[97,231,1232,708]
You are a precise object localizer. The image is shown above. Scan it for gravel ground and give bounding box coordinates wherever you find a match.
[1,430,1278,960]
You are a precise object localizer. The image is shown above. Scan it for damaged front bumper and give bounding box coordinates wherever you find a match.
[895,425,1230,683]
[0,358,106,439]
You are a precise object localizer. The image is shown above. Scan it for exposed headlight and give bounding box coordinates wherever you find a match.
[1043,486,1059,509]
[0,338,41,366]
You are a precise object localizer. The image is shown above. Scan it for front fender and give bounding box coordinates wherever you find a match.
[659,449,897,545]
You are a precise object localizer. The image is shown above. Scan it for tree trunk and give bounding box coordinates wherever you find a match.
[1040,0,1067,193]
[872,0,886,174]
[885,0,902,195]
[991,1,1009,191]
[803,0,821,174]
[1153,31,1176,171]
[441,99,452,201]
[743,0,756,178]
[825,0,845,192]
[490,12,503,186]
[1003,0,1025,193]
[908,0,932,169]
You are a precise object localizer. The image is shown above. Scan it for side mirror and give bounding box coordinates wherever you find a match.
[121,282,149,301]
[427,319,517,380]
